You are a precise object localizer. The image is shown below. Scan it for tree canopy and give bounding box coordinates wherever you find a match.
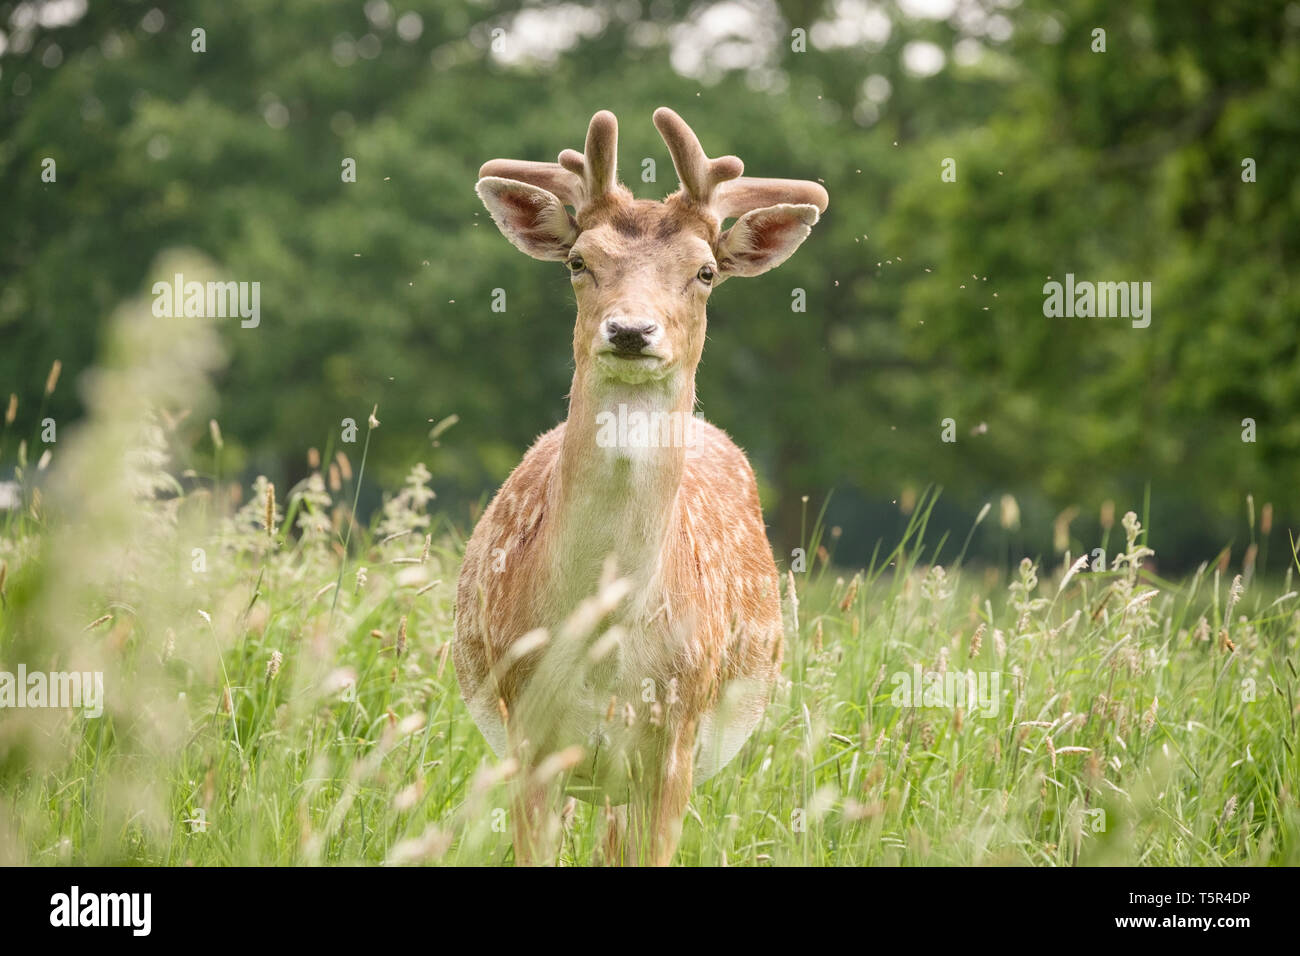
[2,0,1296,567]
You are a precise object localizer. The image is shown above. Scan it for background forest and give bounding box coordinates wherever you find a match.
[3,0,1297,565]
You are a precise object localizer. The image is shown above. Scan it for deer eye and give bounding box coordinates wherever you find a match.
[697,264,715,284]
[567,255,586,274]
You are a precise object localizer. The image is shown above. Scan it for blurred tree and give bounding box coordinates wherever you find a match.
[1,0,1296,567]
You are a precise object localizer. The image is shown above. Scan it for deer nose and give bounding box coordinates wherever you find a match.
[605,320,658,353]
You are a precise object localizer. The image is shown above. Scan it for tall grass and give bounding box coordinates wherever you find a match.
[1,265,1296,865]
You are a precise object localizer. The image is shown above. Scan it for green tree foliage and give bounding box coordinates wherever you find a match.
[2,0,1296,565]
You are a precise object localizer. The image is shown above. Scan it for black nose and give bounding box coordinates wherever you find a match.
[606,321,657,353]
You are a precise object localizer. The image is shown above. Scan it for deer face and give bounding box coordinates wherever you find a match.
[475,109,828,390]
[562,203,716,385]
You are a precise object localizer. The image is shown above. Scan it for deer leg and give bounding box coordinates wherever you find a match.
[626,729,695,866]
[507,733,563,866]
[510,778,557,866]
[596,802,628,866]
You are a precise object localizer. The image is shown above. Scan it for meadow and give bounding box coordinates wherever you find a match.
[1,301,1296,866]
[3,0,1296,873]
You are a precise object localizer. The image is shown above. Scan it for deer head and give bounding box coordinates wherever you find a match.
[475,108,828,395]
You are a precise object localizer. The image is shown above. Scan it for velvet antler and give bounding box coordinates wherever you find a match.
[478,110,621,214]
[653,107,828,220]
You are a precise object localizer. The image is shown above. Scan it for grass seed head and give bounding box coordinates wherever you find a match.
[1226,574,1244,617]
[264,482,276,537]
[44,359,62,396]
[839,574,859,613]
[1220,795,1238,827]
[1142,696,1159,734]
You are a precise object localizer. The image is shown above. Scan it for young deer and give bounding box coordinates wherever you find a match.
[454,108,827,865]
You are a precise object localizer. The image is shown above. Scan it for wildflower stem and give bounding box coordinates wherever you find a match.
[330,409,376,624]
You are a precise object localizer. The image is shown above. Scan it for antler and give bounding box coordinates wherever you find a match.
[478,110,621,215]
[653,107,829,221]
[652,107,743,210]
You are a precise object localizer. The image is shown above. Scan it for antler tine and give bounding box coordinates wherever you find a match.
[480,110,619,216]
[654,106,829,221]
[557,111,621,216]
[653,107,743,210]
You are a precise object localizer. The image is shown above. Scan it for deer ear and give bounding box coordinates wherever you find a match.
[715,203,820,279]
[476,176,579,261]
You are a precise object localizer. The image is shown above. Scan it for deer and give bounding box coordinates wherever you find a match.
[454,107,827,865]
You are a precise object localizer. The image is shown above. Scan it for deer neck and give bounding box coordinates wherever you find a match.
[547,364,695,599]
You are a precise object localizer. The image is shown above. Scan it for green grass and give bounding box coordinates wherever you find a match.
[1,454,1297,865]
[0,292,1296,865]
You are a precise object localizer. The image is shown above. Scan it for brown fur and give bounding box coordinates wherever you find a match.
[456,109,824,865]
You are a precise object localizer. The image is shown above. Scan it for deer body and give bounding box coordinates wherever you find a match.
[454,109,827,864]
[455,415,781,797]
